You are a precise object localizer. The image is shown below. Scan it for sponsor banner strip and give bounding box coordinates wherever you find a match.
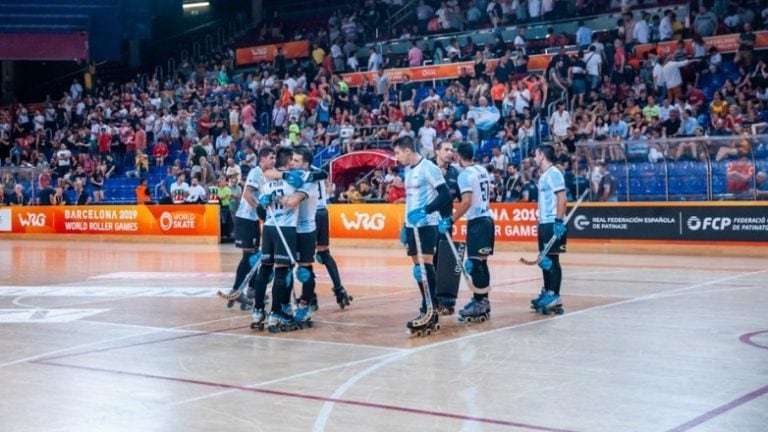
[235,40,310,66]
[2,205,219,236]
[327,203,768,243]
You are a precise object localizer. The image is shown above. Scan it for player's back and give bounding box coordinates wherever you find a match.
[297,181,318,233]
[262,178,300,227]
[537,166,565,224]
[460,164,492,220]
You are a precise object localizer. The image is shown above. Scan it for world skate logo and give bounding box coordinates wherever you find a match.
[158,211,197,231]
[340,212,386,231]
[159,212,174,231]
[18,212,46,227]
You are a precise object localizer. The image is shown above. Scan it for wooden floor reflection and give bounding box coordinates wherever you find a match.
[0,239,766,432]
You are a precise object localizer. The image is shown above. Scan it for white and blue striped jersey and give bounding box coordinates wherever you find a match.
[537,166,566,224]
[297,181,318,234]
[404,158,445,227]
[457,164,492,220]
[235,166,263,221]
[261,177,303,227]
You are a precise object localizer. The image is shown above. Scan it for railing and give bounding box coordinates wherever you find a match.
[390,0,418,31]
[573,136,768,202]
[1,167,43,204]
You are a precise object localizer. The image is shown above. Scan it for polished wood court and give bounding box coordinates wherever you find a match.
[0,239,766,432]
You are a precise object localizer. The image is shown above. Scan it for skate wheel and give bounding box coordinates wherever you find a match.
[556,307,564,315]
[268,326,280,334]
[415,330,423,337]
[338,303,346,310]
[307,321,314,328]
[226,302,235,310]
[434,323,441,331]
[425,329,433,336]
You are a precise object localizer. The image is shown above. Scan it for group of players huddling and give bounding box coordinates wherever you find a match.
[225,139,567,336]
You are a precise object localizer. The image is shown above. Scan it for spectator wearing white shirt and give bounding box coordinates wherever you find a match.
[633,13,650,44]
[662,56,692,101]
[549,101,571,140]
[491,146,508,171]
[652,54,666,97]
[584,45,602,90]
[659,10,673,41]
[215,130,233,154]
[576,21,592,48]
[185,178,207,203]
[417,119,437,159]
[367,47,382,72]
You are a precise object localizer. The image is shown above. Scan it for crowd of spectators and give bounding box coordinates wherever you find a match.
[1,0,768,210]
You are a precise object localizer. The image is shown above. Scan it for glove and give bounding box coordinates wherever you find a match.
[282,170,306,188]
[437,217,453,234]
[258,192,277,208]
[407,208,427,226]
[400,226,407,245]
[553,218,567,239]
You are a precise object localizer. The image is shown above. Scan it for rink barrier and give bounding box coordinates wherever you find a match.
[327,203,768,244]
[0,205,220,243]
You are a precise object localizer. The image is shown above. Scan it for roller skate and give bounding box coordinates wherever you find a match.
[266,304,298,333]
[294,301,314,329]
[406,311,440,337]
[250,308,266,331]
[332,286,353,310]
[530,288,547,311]
[309,294,318,312]
[535,291,564,315]
[458,297,491,325]
[225,289,253,311]
[437,295,456,316]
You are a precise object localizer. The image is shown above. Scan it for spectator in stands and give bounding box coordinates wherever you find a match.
[736,23,756,70]
[386,175,406,203]
[549,101,571,141]
[185,177,207,204]
[71,180,90,205]
[752,171,768,199]
[56,143,72,178]
[726,155,755,196]
[7,184,27,206]
[596,161,618,202]
[135,178,151,205]
[519,172,537,202]
[693,5,717,37]
[90,164,105,203]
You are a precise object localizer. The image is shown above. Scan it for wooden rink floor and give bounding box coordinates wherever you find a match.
[0,240,767,432]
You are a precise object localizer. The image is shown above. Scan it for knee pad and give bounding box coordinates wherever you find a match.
[412,264,423,283]
[466,258,489,288]
[296,266,313,283]
[315,250,330,265]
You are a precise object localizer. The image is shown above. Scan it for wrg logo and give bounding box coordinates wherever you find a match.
[18,212,47,227]
[340,212,386,231]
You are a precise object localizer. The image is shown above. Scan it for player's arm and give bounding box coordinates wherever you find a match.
[243,185,259,209]
[278,191,308,209]
[452,192,472,221]
[555,189,567,219]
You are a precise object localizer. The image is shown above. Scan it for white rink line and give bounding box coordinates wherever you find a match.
[0,286,221,298]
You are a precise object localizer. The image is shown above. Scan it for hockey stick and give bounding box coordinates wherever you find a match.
[412,226,436,323]
[216,257,261,301]
[520,189,589,266]
[441,231,490,295]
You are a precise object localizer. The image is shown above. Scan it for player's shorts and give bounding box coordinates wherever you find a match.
[315,208,330,247]
[406,225,438,257]
[234,217,260,250]
[538,222,568,255]
[296,231,317,264]
[466,216,495,257]
[261,225,297,266]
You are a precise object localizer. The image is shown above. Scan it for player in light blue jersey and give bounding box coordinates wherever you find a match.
[531,145,568,315]
[250,147,309,332]
[393,136,452,336]
[439,143,495,324]
[225,148,275,310]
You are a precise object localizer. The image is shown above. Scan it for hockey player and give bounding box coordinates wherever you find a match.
[438,143,494,323]
[250,147,309,332]
[432,140,462,315]
[393,136,451,336]
[226,147,275,310]
[314,174,352,310]
[530,144,568,315]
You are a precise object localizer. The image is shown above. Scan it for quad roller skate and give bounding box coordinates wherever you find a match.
[406,311,440,337]
[250,308,266,331]
[458,298,491,325]
[437,295,456,316]
[530,288,547,311]
[294,301,314,329]
[266,305,299,333]
[332,286,353,310]
[225,290,253,311]
[309,294,319,312]
[535,291,564,315]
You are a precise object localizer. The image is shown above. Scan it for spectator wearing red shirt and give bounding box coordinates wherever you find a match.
[726,155,754,195]
[97,127,111,156]
[686,83,705,108]
[134,124,147,153]
[386,175,406,203]
[153,139,169,166]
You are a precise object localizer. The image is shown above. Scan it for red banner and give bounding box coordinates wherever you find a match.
[235,40,310,66]
[634,30,768,59]
[0,32,89,61]
[0,205,219,237]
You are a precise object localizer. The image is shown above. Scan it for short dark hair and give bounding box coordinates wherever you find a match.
[537,144,556,163]
[258,147,275,160]
[276,147,294,168]
[393,135,416,152]
[456,142,474,161]
[294,146,314,165]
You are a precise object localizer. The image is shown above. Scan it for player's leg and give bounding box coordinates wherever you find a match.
[406,226,440,335]
[294,231,316,325]
[250,226,276,329]
[532,222,552,309]
[229,217,259,310]
[266,226,300,332]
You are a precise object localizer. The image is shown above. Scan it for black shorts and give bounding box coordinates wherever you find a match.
[538,222,568,255]
[315,208,330,247]
[296,231,317,264]
[406,226,438,257]
[234,217,261,250]
[466,217,495,257]
[261,225,297,266]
